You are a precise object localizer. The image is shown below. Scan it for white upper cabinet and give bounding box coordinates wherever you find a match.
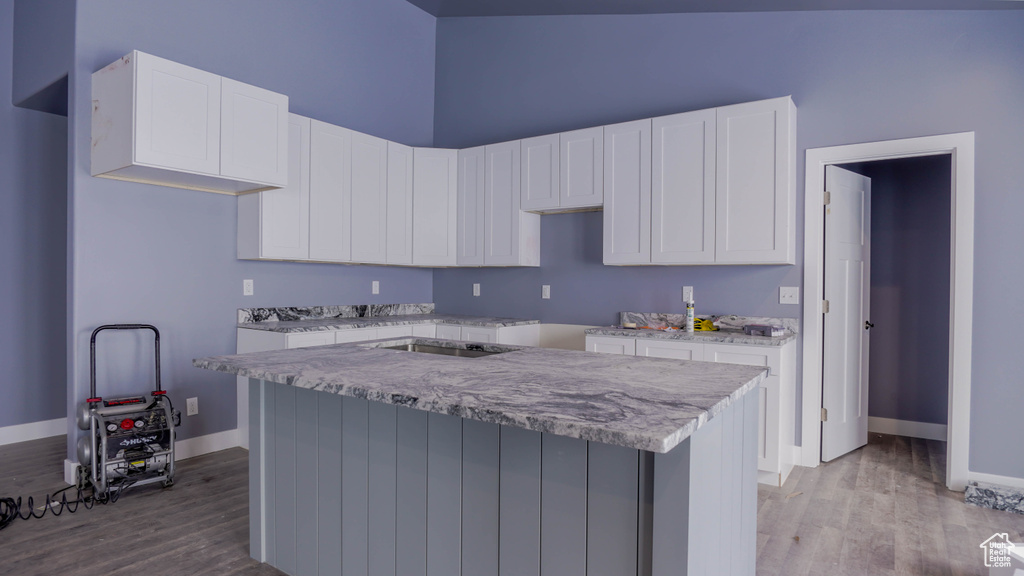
[91,50,288,195]
[715,96,796,265]
[220,78,289,187]
[560,126,604,209]
[651,109,716,264]
[520,134,560,211]
[237,114,310,261]
[349,131,389,264]
[308,120,352,262]
[484,140,528,266]
[413,148,458,266]
[457,147,486,266]
[603,119,652,265]
[386,142,414,266]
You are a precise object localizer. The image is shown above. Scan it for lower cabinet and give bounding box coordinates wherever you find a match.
[585,335,796,487]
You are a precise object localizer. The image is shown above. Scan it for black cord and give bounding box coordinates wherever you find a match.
[0,478,136,531]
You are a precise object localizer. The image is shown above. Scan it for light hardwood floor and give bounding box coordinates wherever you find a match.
[757,433,1024,576]
[3,433,1023,575]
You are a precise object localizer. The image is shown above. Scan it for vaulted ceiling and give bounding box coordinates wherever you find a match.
[405,0,1024,17]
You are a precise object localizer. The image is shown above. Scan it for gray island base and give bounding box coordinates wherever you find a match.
[195,338,767,576]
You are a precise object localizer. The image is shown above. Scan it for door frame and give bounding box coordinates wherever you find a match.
[801,132,975,491]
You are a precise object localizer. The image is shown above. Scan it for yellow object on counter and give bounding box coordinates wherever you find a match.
[693,318,719,331]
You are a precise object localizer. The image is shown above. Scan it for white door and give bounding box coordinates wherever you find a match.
[412,148,458,266]
[651,109,716,264]
[484,140,522,266]
[220,77,289,186]
[457,147,486,266]
[603,119,652,264]
[349,131,388,264]
[821,165,872,462]
[134,51,221,175]
[309,120,352,262]
[259,114,310,260]
[386,142,414,265]
[462,327,497,343]
[521,134,559,211]
[560,126,603,208]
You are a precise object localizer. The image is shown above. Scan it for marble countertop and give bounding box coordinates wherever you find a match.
[585,327,797,346]
[238,314,539,333]
[194,338,767,454]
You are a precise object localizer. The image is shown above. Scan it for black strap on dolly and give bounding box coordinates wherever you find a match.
[89,324,162,402]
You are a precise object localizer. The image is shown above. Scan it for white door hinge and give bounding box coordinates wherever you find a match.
[821,407,828,422]
[824,190,831,206]
[822,300,830,313]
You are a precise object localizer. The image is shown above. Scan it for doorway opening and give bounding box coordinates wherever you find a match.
[801,133,975,491]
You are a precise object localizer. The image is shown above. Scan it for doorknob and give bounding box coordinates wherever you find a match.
[864,321,874,330]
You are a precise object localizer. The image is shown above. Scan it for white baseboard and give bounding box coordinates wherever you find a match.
[63,428,242,485]
[868,416,947,442]
[0,417,67,446]
[969,470,1024,491]
[173,428,241,460]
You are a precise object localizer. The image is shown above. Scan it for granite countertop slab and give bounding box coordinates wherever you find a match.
[238,314,540,333]
[194,338,767,454]
[585,326,797,346]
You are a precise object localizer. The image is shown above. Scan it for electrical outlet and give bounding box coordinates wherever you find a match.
[243,279,254,296]
[682,286,694,303]
[473,283,480,297]
[780,286,800,305]
[542,285,551,299]
[186,397,198,416]
[372,280,380,295]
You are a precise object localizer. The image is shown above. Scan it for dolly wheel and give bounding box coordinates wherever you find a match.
[162,477,174,488]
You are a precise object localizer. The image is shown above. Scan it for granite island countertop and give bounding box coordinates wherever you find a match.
[194,338,768,454]
[239,314,539,333]
[585,326,797,346]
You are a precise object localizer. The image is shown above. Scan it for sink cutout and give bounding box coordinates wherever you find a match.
[383,343,504,358]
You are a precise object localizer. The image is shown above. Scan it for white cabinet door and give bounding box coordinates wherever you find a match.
[413,148,458,266]
[412,324,437,338]
[334,328,379,343]
[309,120,352,262]
[462,326,497,343]
[651,109,716,264]
[520,134,559,211]
[715,97,795,265]
[703,343,780,375]
[376,325,415,339]
[484,140,522,266]
[636,339,704,361]
[585,336,636,355]
[386,142,414,265]
[436,324,463,340]
[285,331,337,349]
[603,119,652,265]
[220,77,289,187]
[560,126,604,209]
[349,131,389,264]
[237,113,310,261]
[457,147,486,266]
[133,51,221,176]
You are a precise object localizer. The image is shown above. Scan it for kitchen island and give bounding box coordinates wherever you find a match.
[194,338,768,576]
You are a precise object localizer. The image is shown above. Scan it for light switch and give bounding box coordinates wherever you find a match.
[780,286,800,305]
[372,280,380,295]
[473,283,480,297]
[243,279,254,296]
[542,285,551,299]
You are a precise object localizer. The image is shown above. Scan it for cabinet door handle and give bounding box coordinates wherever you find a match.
[864,321,874,330]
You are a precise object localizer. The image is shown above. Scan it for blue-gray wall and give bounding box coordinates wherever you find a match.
[849,156,952,427]
[430,11,1024,478]
[66,0,437,452]
[0,0,69,429]
[12,0,74,112]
